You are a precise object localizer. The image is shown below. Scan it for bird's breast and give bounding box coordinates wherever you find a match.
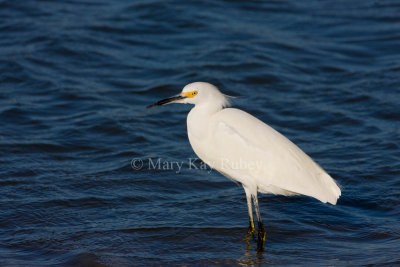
[186,110,216,164]
[187,127,208,160]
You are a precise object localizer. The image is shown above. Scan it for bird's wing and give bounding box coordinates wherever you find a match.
[208,108,341,204]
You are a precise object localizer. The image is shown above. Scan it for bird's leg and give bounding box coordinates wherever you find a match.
[243,187,255,236]
[253,194,266,251]
[248,215,256,236]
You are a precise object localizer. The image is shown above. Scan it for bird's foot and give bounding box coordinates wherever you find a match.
[247,225,256,236]
[256,222,266,252]
[247,220,256,236]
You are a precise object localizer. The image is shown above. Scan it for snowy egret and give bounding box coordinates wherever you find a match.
[147,82,341,251]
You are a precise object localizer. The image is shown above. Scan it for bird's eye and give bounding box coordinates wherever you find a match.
[193,91,198,95]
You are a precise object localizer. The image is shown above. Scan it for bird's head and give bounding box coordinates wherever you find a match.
[147,82,230,110]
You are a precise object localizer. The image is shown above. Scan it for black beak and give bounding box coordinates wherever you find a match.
[146,94,186,109]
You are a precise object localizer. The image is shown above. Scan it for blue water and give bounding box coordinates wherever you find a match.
[1,0,400,265]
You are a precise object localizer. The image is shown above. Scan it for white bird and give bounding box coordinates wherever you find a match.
[147,82,341,251]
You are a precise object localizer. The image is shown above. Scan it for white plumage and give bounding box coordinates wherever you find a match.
[147,81,341,251]
[189,107,340,203]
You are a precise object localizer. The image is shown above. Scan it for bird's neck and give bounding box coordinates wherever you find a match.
[187,103,222,140]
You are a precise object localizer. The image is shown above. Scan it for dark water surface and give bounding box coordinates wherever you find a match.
[1,0,400,266]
